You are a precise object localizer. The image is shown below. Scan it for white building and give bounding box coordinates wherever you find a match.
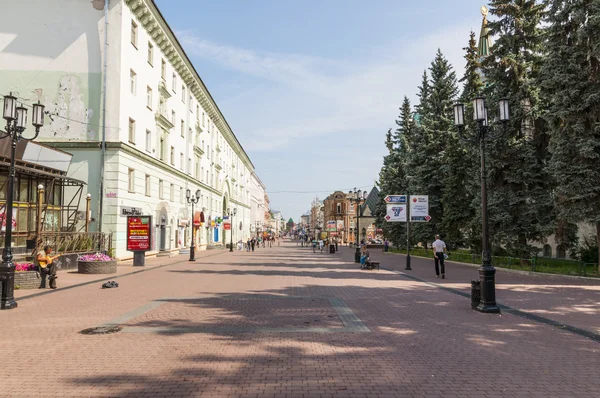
[0,0,264,258]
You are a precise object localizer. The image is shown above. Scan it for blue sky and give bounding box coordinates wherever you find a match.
[155,0,488,221]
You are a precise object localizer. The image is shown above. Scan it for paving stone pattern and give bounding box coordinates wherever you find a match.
[1,241,599,397]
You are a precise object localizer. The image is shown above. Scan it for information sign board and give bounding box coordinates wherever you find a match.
[384,204,407,222]
[410,195,430,222]
[127,215,152,251]
[384,195,407,204]
[327,220,337,232]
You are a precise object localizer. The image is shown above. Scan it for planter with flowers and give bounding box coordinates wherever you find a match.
[77,253,117,274]
[14,263,39,289]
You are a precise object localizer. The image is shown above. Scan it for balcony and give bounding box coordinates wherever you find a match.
[216,144,222,153]
[195,120,203,133]
[155,105,174,131]
[158,81,172,98]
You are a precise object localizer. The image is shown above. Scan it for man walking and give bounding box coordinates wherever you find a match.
[432,235,447,279]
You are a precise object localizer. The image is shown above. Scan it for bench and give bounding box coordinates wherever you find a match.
[361,261,380,271]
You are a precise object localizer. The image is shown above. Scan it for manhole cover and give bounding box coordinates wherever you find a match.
[79,325,122,335]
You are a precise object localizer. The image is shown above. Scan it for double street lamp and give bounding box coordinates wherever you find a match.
[348,188,367,263]
[186,189,201,262]
[453,96,509,313]
[227,207,237,252]
[1,93,45,310]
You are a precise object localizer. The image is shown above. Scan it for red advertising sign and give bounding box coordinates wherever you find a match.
[127,215,152,251]
[223,222,231,231]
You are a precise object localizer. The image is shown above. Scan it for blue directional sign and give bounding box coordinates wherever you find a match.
[384,195,407,204]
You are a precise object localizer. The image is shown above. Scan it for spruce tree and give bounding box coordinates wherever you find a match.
[482,0,552,257]
[539,0,600,270]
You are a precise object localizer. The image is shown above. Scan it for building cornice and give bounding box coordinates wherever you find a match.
[125,0,255,172]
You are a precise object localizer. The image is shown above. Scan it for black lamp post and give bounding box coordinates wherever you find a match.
[348,188,367,263]
[186,188,201,262]
[453,96,509,313]
[1,93,45,310]
[227,207,237,252]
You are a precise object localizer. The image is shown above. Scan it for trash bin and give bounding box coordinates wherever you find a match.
[329,244,335,254]
[471,280,481,309]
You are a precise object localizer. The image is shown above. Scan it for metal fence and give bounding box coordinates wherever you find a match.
[36,232,113,255]
[391,247,598,277]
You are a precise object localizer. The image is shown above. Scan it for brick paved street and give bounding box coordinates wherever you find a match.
[2,241,599,397]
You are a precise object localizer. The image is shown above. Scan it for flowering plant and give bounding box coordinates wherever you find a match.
[15,263,35,272]
[78,253,113,262]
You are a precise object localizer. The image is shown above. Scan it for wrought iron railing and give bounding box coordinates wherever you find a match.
[36,232,112,255]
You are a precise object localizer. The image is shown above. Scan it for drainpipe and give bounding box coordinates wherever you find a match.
[98,0,109,233]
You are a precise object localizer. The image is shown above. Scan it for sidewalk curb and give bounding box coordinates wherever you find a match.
[383,251,600,281]
[16,250,228,302]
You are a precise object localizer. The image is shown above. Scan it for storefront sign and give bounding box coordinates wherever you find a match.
[121,206,143,216]
[327,220,337,232]
[126,215,152,251]
[224,222,231,231]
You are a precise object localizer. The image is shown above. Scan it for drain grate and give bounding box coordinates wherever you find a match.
[79,325,122,335]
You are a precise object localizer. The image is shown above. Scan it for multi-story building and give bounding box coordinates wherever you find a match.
[310,198,324,238]
[0,0,264,258]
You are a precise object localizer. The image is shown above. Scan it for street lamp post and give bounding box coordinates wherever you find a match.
[227,207,237,252]
[1,93,45,310]
[348,188,367,263]
[453,96,509,313]
[186,189,201,262]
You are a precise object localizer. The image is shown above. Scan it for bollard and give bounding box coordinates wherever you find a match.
[471,280,481,310]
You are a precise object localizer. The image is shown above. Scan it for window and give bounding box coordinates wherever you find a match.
[350,203,355,212]
[337,203,342,215]
[161,59,166,80]
[196,105,200,120]
[201,167,204,182]
[129,69,136,95]
[196,157,200,179]
[171,110,175,124]
[145,129,151,152]
[128,168,135,192]
[180,120,185,137]
[180,187,184,204]
[189,97,193,112]
[172,73,177,91]
[181,85,186,102]
[145,174,151,196]
[159,180,164,199]
[159,137,165,161]
[187,157,191,174]
[146,86,152,109]
[128,118,135,144]
[202,112,205,126]
[180,152,184,170]
[130,20,138,48]
[170,183,174,202]
[147,42,153,66]
[206,170,209,183]
[170,146,175,165]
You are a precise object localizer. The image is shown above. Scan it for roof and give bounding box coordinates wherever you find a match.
[360,186,380,217]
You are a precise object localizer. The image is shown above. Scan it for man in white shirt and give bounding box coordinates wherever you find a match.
[432,235,447,279]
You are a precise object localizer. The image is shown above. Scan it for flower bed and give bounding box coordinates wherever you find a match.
[77,253,117,274]
[15,263,39,289]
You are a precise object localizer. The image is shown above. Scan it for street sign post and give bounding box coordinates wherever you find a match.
[384,195,407,204]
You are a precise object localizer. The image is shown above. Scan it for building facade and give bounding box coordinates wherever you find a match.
[0,0,264,258]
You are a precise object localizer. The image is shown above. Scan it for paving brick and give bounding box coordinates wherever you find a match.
[1,241,599,397]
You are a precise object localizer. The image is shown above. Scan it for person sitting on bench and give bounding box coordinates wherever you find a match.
[360,246,370,268]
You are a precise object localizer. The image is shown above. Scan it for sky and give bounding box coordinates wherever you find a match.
[155,0,488,222]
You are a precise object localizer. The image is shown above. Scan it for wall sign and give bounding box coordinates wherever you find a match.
[127,215,152,251]
[121,206,143,217]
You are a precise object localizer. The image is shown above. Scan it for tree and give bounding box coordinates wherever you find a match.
[539,0,600,271]
[482,0,553,257]
[408,51,460,248]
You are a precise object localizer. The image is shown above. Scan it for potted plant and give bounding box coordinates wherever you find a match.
[14,262,39,289]
[77,252,117,274]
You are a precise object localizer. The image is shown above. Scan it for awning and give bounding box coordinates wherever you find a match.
[0,159,85,186]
